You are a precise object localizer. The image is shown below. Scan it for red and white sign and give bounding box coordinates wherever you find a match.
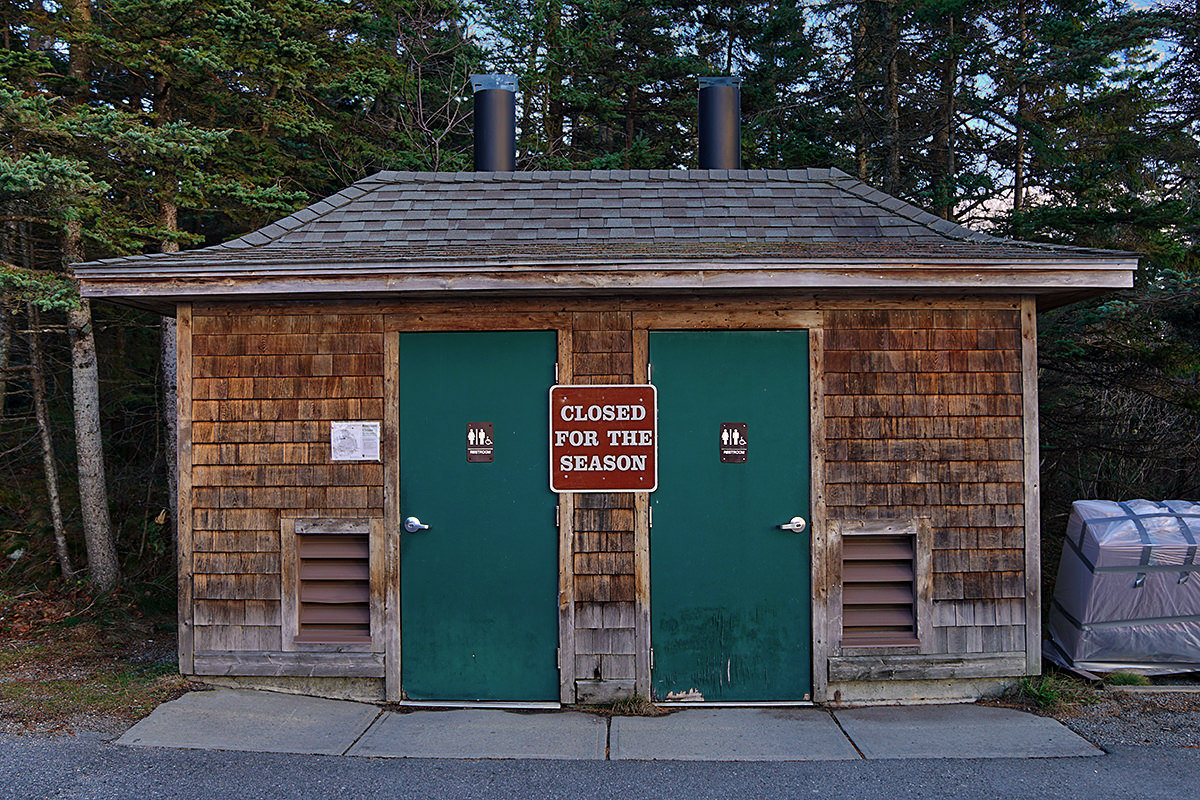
[549,385,657,493]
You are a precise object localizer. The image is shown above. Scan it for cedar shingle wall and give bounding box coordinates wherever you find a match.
[190,309,385,652]
[570,311,637,682]
[184,300,1029,668]
[825,308,1027,654]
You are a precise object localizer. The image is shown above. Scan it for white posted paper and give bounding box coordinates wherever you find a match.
[330,421,381,461]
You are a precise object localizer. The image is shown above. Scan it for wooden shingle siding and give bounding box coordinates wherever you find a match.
[189,307,385,659]
[824,307,1025,656]
[570,310,638,683]
[180,296,1032,694]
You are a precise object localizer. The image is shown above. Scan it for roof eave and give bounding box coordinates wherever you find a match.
[78,259,1137,306]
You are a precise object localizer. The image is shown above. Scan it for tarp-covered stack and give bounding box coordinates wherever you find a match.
[1048,499,1200,674]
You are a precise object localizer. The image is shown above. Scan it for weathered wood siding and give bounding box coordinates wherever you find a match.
[189,308,385,655]
[824,308,1027,655]
[179,297,1033,697]
[570,311,638,686]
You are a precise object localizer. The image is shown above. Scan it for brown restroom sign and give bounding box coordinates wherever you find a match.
[549,385,658,492]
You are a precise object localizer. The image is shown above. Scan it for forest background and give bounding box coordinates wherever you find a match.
[0,0,1197,609]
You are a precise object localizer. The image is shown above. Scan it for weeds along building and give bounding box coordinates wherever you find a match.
[73,76,1137,706]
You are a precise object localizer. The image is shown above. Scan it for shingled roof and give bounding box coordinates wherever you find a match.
[73,168,1138,307]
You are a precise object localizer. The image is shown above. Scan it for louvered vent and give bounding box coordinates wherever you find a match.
[842,531,918,647]
[295,533,371,644]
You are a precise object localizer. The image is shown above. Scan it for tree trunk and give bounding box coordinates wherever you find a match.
[67,298,120,590]
[1013,0,1028,212]
[522,15,540,157]
[545,0,564,152]
[158,176,180,550]
[883,0,901,195]
[853,3,870,180]
[932,16,958,220]
[152,74,181,551]
[27,304,75,580]
[0,299,10,417]
[161,317,178,549]
[63,220,120,590]
[65,0,92,96]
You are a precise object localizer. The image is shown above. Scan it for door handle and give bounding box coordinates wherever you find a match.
[404,516,430,533]
[778,516,807,533]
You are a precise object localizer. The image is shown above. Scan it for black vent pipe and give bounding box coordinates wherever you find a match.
[698,76,742,170]
[471,74,518,171]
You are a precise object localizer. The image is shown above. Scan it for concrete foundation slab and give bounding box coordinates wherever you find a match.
[346,710,607,760]
[117,689,380,755]
[610,709,860,761]
[833,704,1103,759]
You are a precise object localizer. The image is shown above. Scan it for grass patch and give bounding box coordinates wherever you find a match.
[1105,671,1151,687]
[587,695,670,717]
[1004,673,1098,713]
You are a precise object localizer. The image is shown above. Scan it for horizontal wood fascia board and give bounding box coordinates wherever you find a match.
[192,650,384,677]
[828,652,1027,682]
[76,256,1136,280]
[79,268,1134,301]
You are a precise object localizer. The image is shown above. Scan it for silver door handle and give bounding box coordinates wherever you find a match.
[779,516,807,533]
[404,516,430,533]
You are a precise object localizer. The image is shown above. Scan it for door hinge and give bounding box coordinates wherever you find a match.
[556,503,561,528]
[649,506,653,529]
[555,361,560,384]
[647,362,652,383]
[557,647,561,669]
[650,648,654,670]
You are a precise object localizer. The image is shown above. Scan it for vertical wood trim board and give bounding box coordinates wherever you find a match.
[369,517,387,654]
[176,303,195,675]
[1021,297,1042,675]
[827,521,844,654]
[383,331,402,700]
[809,324,830,703]
[279,517,299,651]
[915,518,935,654]
[557,325,577,705]
[632,326,651,698]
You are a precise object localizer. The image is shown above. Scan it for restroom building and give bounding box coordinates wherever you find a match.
[72,78,1137,706]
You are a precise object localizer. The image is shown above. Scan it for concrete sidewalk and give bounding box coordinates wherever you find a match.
[117,689,1101,761]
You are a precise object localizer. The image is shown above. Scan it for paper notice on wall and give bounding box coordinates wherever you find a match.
[330,421,381,461]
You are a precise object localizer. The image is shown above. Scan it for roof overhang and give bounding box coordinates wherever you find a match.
[77,255,1138,314]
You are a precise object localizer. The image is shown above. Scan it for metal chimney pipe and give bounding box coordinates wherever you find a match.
[471,74,518,171]
[698,76,742,170]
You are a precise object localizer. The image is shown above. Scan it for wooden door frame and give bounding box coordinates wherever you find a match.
[383,315,573,703]
[632,311,829,703]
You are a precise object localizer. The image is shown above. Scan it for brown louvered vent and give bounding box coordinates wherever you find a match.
[842,531,919,647]
[295,533,371,644]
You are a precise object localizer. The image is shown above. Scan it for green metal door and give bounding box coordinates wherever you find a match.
[650,330,812,701]
[398,331,559,702]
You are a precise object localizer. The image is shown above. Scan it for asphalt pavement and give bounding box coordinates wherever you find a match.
[1,730,1197,800]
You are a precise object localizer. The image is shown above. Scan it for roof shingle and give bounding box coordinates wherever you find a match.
[72,168,1137,297]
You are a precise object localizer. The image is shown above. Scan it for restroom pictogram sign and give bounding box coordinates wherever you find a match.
[550,385,657,492]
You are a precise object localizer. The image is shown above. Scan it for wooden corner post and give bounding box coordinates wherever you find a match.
[632,326,651,699]
[1021,297,1042,675]
[557,325,577,705]
[383,331,402,700]
[809,324,830,703]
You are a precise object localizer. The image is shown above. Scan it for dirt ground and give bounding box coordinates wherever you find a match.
[0,587,192,735]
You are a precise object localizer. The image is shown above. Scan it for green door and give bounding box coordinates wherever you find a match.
[398,331,559,702]
[650,330,812,702]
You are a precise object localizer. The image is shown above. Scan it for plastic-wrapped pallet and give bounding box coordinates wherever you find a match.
[1047,499,1200,674]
